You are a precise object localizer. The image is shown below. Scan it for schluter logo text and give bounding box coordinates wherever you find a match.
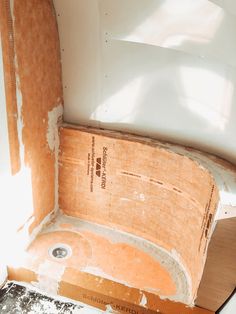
[96,147,108,189]
[96,157,102,177]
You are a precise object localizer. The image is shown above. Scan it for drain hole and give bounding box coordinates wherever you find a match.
[49,244,72,260]
[52,247,68,259]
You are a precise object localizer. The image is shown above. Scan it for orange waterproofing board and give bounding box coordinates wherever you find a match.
[0,0,63,246]
[0,0,234,312]
[7,213,214,314]
[59,125,222,305]
[7,267,214,314]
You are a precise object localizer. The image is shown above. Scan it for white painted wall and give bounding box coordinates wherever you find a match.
[211,0,236,16]
[54,0,236,164]
[220,294,236,314]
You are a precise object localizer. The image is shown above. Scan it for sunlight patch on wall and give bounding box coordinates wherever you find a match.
[180,66,233,131]
[0,167,34,266]
[118,0,224,52]
[91,76,143,123]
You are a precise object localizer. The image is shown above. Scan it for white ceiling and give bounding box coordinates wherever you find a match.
[54,0,236,164]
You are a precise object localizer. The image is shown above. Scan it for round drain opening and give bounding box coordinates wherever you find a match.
[49,243,72,260]
[52,247,68,259]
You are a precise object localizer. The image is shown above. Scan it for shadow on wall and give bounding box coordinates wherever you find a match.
[56,0,236,163]
[93,1,235,161]
[90,43,235,159]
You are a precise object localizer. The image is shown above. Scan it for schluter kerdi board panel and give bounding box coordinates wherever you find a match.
[0,0,63,244]
[59,125,220,304]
